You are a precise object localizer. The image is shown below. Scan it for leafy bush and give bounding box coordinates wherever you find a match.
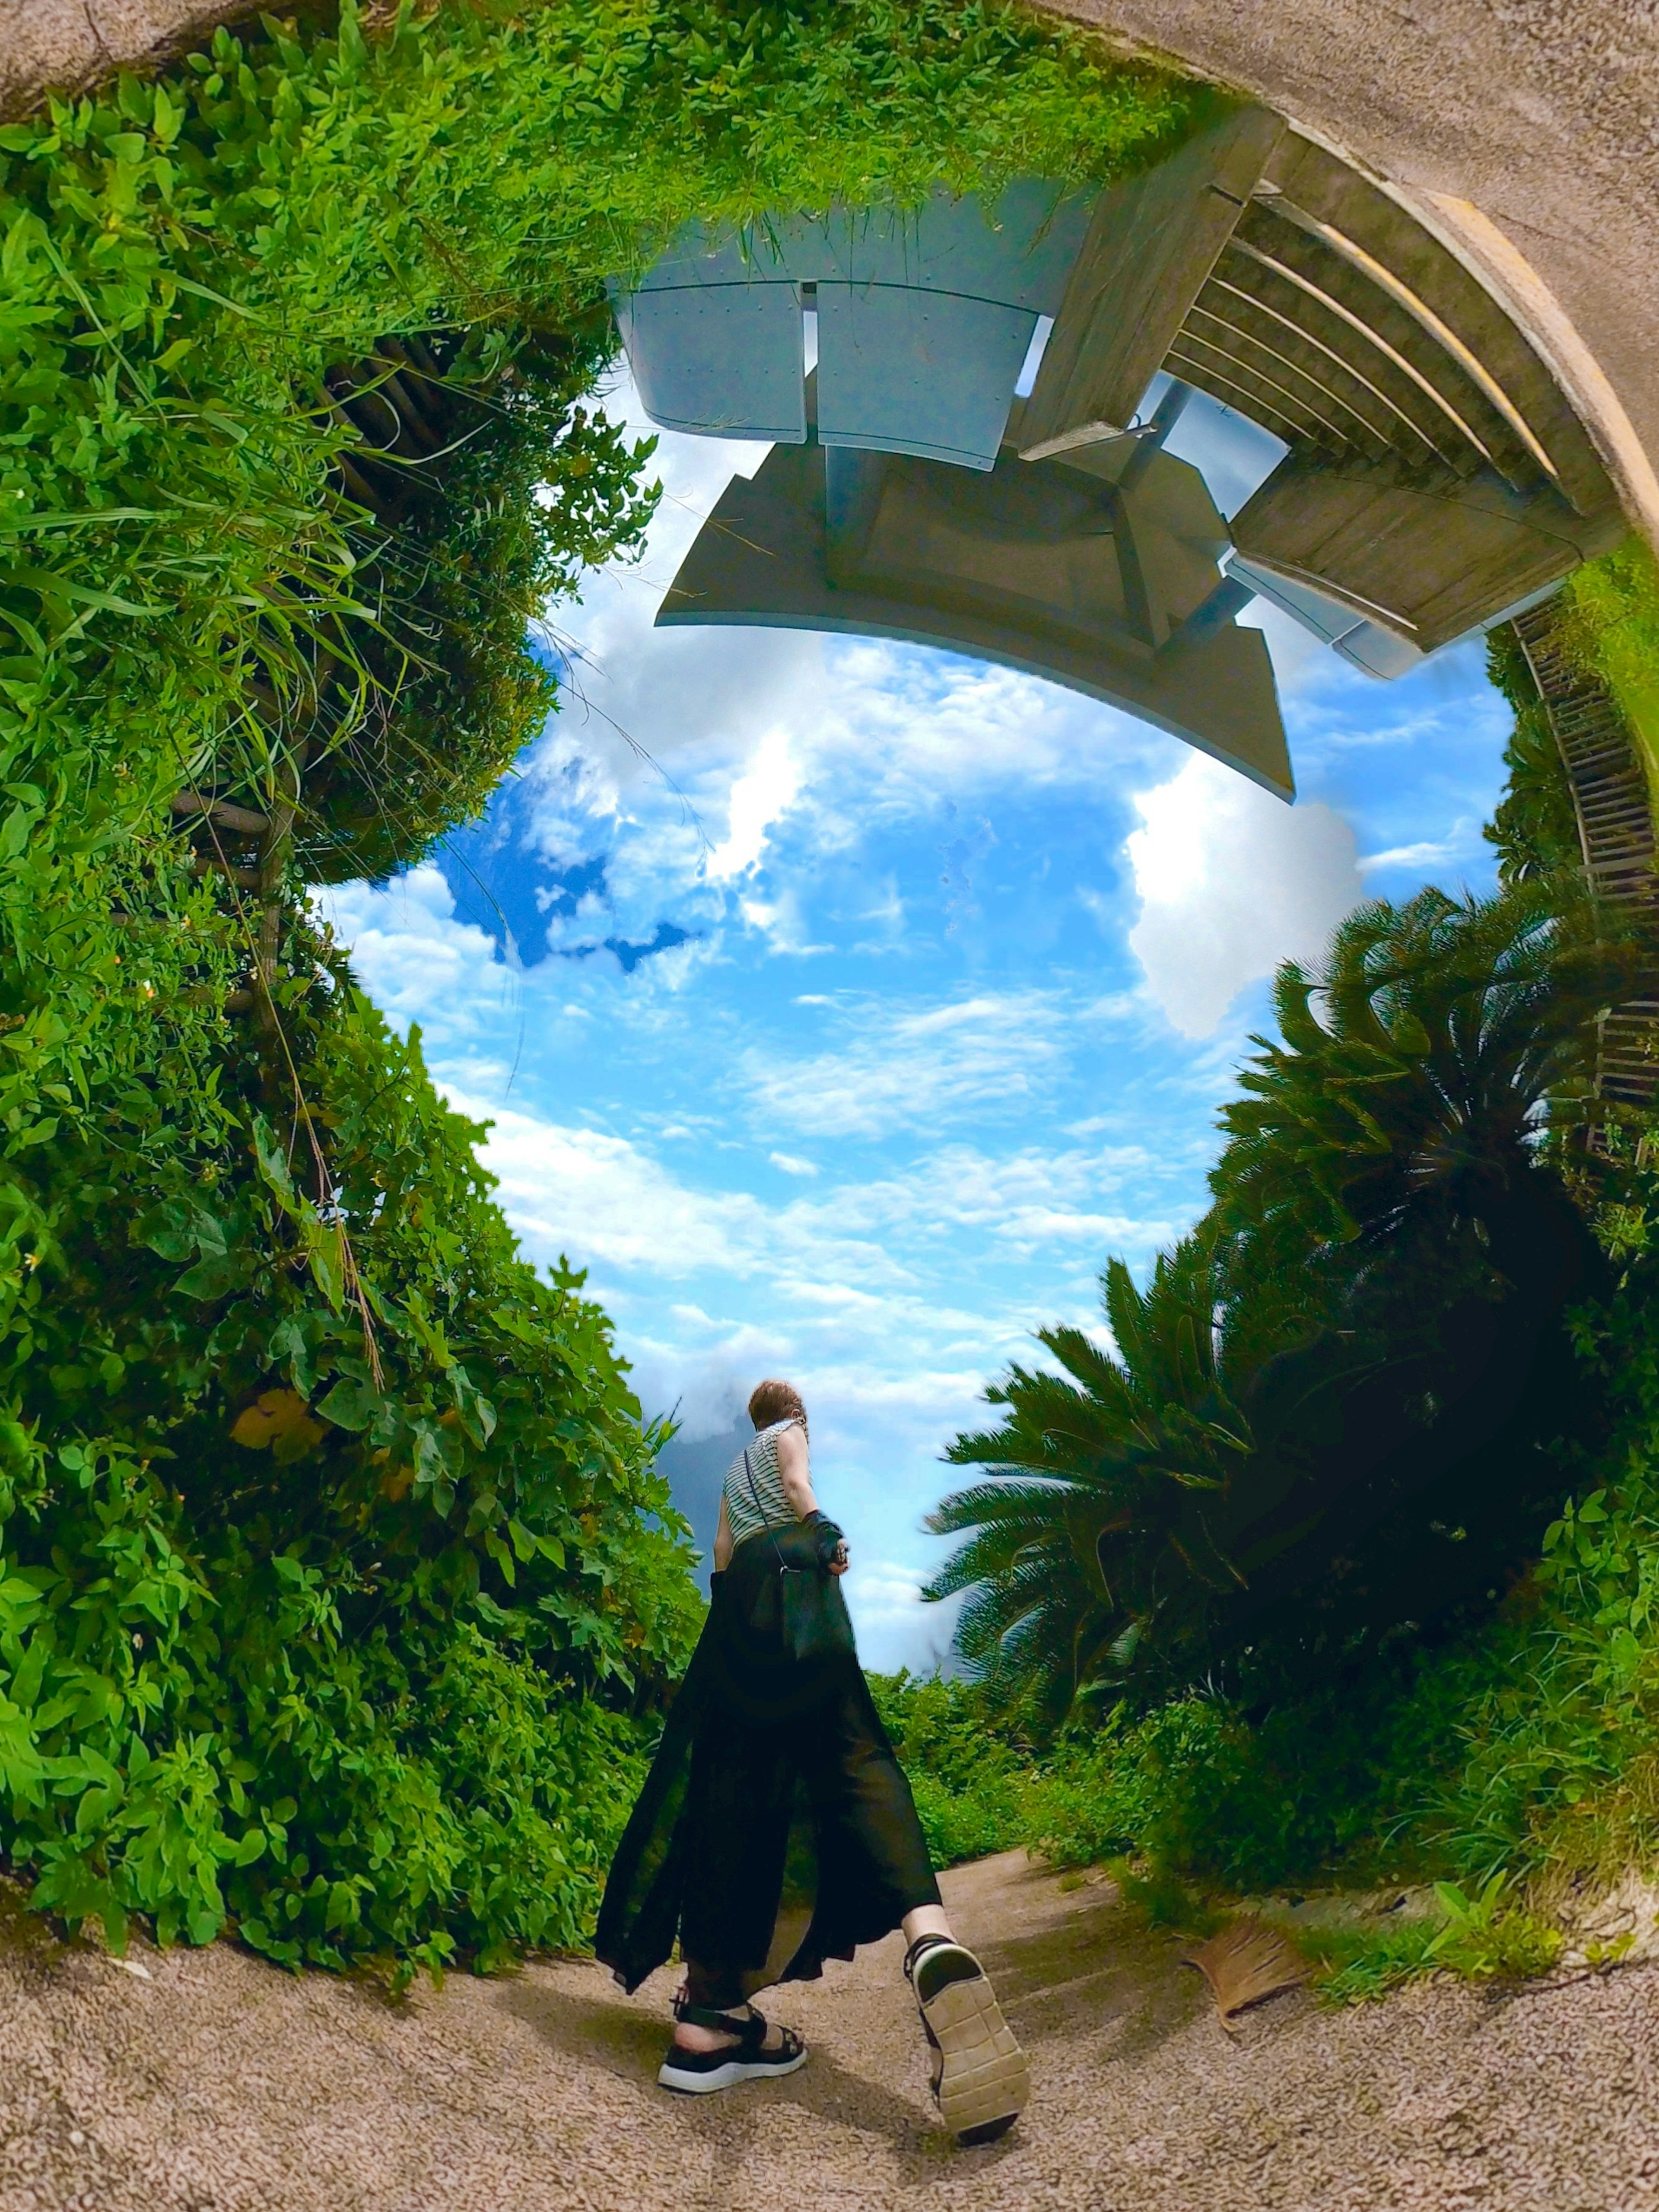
[0,942,703,1976]
[899,1216,1659,1973]
[1483,625,1584,887]
[1296,1880,1563,2005]
[297,324,662,885]
[868,1669,1039,1866]
[0,0,1196,821]
[1558,538,1659,807]
[908,714,1659,1986]
[0,0,1196,1971]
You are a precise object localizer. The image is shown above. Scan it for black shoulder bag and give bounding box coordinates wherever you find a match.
[744,1447,856,1665]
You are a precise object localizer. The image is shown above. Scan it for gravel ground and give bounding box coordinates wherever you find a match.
[0,1849,1655,2212]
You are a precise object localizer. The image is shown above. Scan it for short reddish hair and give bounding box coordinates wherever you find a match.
[748,1378,807,1433]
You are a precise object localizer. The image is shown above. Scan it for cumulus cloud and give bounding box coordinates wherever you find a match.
[706,728,801,880]
[315,869,509,1043]
[440,1087,770,1281]
[380,1065,1173,1431]
[1125,751,1363,1038]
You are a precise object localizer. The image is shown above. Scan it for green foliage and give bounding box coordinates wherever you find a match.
[867,1668,1039,1866]
[298,327,662,884]
[1292,1913,1443,2005]
[912,854,1659,1992]
[0,0,1194,847]
[903,1190,1659,1980]
[1559,538,1659,811]
[0,944,703,1974]
[932,884,1638,1709]
[1424,1874,1564,1978]
[1295,1880,1562,2005]
[926,1240,1257,1715]
[0,0,1193,1971]
[1106,1862,1222,1936]
[1211,882,1628,1276]
[1482,626,1583,888]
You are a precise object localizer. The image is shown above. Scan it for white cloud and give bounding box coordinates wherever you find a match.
[1360,839,1456,873]
[441,1087,769,1280]
[388,1073,1174,1455]
[1359,819,1484,876]
[769,1151,819,1178]
[799,1142,1175,1258]
[314,869,509,1041]
[706,727,801,880]
[746,990,1068,1139]
[1125,751,1363,1038]
[844,1558,932,1623]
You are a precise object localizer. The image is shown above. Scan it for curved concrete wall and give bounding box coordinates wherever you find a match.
[1040,0,1659,547]
[0,1,259,109]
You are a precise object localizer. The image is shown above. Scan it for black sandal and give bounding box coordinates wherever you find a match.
[657,1999,808,2094]
[903,1934,1030,2146]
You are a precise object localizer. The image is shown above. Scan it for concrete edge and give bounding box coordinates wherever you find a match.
[1386,188,1659,560]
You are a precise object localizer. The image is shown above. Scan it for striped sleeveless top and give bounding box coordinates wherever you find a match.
[724,1418,803,1546]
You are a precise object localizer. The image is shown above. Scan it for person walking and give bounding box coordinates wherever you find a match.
[595,1379,1030,2146]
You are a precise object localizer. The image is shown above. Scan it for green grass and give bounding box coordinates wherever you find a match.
[1561,539,1659,813]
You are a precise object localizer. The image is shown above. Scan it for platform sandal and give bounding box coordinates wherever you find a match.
[903,1934,1030,2146]
[657,1999,808,2094]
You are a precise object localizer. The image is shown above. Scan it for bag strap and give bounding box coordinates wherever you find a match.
[743,1446,790,1575]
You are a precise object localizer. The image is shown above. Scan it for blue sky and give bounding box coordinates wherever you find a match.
[318,369,1513,1671]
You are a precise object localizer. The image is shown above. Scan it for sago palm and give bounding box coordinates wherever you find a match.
[923,1238,1271,1715]
[1212,882,1642,1311]
[929,884,1646,1710]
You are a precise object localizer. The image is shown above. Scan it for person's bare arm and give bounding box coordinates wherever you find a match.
[713,1495,734,1572]
[775,1424,848,1573]
[775,1422,817,1517]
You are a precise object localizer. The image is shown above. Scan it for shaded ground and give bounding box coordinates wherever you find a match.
[0,1849,1655,2210]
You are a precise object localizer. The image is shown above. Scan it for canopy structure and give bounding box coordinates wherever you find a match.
[610,180,1092,471]
[611,113,1632,787]
[1012,120,1626,653]
[657,385,1293,799]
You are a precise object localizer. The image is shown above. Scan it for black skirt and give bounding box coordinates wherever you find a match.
[594,1530,941,2005]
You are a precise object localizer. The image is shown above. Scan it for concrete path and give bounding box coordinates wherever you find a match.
[0,1849,1655,2210]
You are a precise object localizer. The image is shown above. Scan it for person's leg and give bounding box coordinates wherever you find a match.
[671,1715,796,2057]
[901,1916,1030,2145]
[657,1959,808,2094]
[902,1903,953,1948]
[671,1961,793,2055]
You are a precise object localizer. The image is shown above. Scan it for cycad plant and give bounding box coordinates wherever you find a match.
[931,884,1646,1710]
[924,1239,1270,1715]
[1213,882,1637,1312]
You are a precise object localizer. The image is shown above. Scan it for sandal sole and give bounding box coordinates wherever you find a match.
[657,2049,809,2094]
[920,1969,1030,2141]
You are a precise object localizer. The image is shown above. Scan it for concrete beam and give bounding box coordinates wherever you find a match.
[0,0,264,111]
